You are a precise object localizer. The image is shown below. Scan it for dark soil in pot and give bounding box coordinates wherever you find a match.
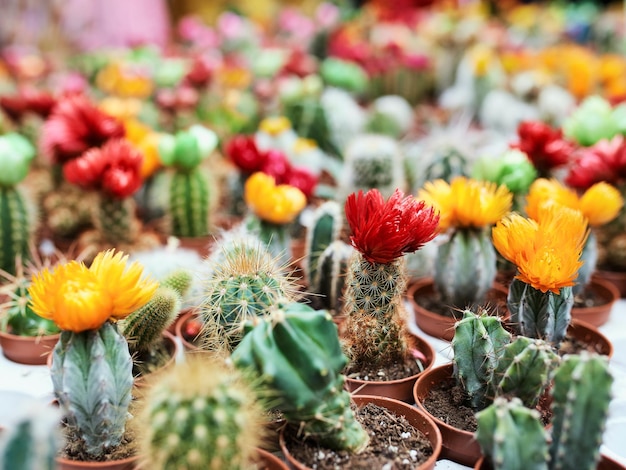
[343,356,425,382]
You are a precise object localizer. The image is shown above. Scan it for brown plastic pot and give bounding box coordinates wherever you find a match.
[407,277,509,342]
[0,330,60,365]
[255,448,290,470]
[567,319,613,359]
[173,309,202,351]
[474,453,626,469]
[344,334,436,403]
[56,455,138,470]
[413,363,482,467]
[572,278,620,327]
[279,395,442,470]
[594,269,626,298]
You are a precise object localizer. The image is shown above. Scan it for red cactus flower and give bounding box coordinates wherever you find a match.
[0,88,56,122]
[184,56,214,88]
[514,121,576,174]
[41,94,125,164]
[285,166,318,199]
[345,188,439,264]
[260,149,291,183]
[63,139,143,199]
[566,136,626,189]
[225,135,267,173]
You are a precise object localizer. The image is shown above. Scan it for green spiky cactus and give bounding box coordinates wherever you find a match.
[2,284,59,337]
[310,240,354,313]
[304,200,343,286]
[231,301,369,452]
[0,187,30,275]
[159,268,193,299]
[452,310,512,410]
[50,322,133,458]
[434,228,497,308]
[549,352,613,470]
[169,168,210,237]
[94,195,139,244]
[139,356,264,470]
[475,397,549,470]
[507,278,573,346]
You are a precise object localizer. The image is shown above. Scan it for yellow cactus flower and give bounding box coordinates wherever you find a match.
[96,63,153,99]
[122,119,163,179]
[492,207,587,294]
[418,177,512,232]
[100,97,143,121]
[259,116,292,136]
[28,250,157,332]
[244,172,306,225]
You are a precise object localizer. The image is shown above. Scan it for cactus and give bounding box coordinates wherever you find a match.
[169,167,211,237]
[508,278,573,346]
[434,228,497,308]
[475,397,549,470]
[0,187,30,275]
[310,240,354,313]
[160,268,193,299]
[2,284,59,337]
[574,231,598,296]
[549,352,613,470]
[231,301,370,452]
[51,322,133,458]
[139,356,264,470]
[303,200,343,286]
[93,195,140,244]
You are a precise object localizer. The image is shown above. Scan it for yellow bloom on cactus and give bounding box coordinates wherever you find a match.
[122,119,163,179]
[244,172,306,224]
[418,177,512,232]
[99,97,142,121]
[493,207,587,294]
[293,138,318,155]
[259,116,292,136]
[526,178,623,227]
[469,44,495,77]
[96,63,153,98]
[217,66,252,90]
[28,250,157,332]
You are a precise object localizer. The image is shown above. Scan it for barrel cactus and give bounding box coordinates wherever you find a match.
[303,200,343,286]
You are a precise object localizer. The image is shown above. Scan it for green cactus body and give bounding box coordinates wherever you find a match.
[507,279,573,345]
[231,302,369,452]
[475,397,549,470]
[140,357,263,470]
[95,195,138,244]
[0,187,29,275]
[121,286,181,352]
[169,167,210,238]
[495,337,558,408]
[549,353,613,470]
[451,310,512,410]
[51,322,133,458]
[311,240,354,313]
[160,269,193,299]
[574,231,598,296]
[434,228,496,308]
[304,201,342,286]
[284,100,341,157]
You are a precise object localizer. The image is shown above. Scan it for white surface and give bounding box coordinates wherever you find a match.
[1,301,626,468]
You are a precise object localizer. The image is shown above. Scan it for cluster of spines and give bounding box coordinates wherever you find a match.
[169,167,210,238]
[0,187,30,275]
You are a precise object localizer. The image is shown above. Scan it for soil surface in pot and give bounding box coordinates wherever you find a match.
[285,403,434,469]
[573,284,607,308]
[132,336,175,378]
[558,334,607,355]
[343,355,425,382]
[60,419,137,462]
[413,289,507,320]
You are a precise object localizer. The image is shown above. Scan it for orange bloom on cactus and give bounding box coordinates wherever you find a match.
[28,250,157,333]
[244,172,306,224]
[418,177,512,232]
[492,207,587,294]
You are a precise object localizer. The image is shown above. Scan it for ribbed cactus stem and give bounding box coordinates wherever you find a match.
[231,302,369,452]
[549,352,613,470]
[452,310,512,410]
[434,228,496,308]
[507,279,573,346]
[121,286,181,352]
[0,186,30,275]
[140,357,264,470]
[311,240,354,313]
[51,322,133,458]
[573,231,598,296]
[495,337,558,408]
[341,254,409,366]
[475,397,549,470]
[169,167,210,238]
[95,195,138,244]
[160,269,193,299]
[304,201,342,286]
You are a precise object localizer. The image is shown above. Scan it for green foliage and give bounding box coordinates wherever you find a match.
[0,187,30,276]
[169,167,210,238]
[2,284,59,337]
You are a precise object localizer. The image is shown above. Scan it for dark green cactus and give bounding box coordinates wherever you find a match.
[169,167,210,238]
[140,356,264,470]
[475,397,549,470]
[231,301,369,452]
[434,228,497,308]
[284,99,342,158]
[508,278,573,346]
[0,187,30,275]
[549,352,613,470]
[94,195,139,244]
[304,200,342,286]
[311,240,354,313]
[51,322,133,458]
[160,268,193,299]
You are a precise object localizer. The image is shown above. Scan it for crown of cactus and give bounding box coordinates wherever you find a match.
[303,200,343,286]
[311,240,355,314]
[0,133,36,275]
[231,301,370,452]
[419,177,512,307]
[341,189,439,367]
[139,356,265,470]
[159,268,193,299]
[159,125,218,237]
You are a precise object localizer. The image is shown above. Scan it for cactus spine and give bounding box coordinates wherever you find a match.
[51,322,133,458]
[311,240,354,313]
[160,268,193,299]
[139,356,264,470]
[434,228,497,308]
[0,187,30,275]
[231,301,369,452]
[303,200,342,286]
[169,167,210,237]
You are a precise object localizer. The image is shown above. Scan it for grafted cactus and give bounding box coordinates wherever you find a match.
[303,200,343,286]
[231,301,369,452]
[310,240,354,313]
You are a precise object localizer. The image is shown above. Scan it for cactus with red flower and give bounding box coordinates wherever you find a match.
[514,121,576,178]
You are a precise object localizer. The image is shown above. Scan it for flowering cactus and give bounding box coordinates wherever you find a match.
[514,121,576,178]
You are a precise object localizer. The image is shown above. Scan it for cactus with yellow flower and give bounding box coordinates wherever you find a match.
[27,250,157,459]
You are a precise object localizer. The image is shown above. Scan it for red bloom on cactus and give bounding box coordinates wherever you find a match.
[566,136,626,189]
[345,189,439,264]
[225,135,267,173]
[285,166,318,199]
[514,121,576,173]
[41,94,125,164]
[0,88,56,122]
[260,149,291,182]
[63,139,143,198]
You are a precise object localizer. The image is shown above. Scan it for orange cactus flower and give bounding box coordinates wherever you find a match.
[244,172,306,224]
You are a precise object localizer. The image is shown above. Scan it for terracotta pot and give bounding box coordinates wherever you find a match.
[255,448,289,470]
[413,363,482,467]
[407,277,509,342]
[567,319,613,359]
[572,278,620,327]
[0,330,60,365]
[593,269,626,298]
[279,395,442,470]
[344,334,436,403]
[474,453,626,470]
[176,235,213,258]
[174,309,202,351]
[56,455,138,470]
